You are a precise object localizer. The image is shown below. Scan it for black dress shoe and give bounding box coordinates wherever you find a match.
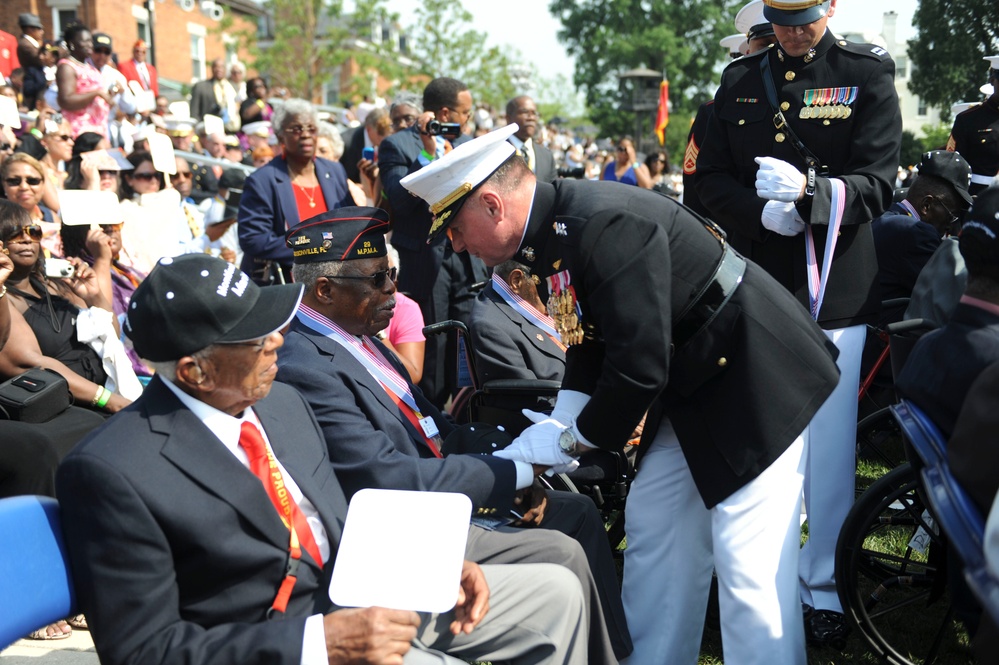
[805,609,849,650]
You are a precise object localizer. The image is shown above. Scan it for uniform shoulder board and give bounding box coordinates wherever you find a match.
[834,39,892,61]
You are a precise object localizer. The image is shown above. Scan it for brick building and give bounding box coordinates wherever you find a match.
[0,0,262,99]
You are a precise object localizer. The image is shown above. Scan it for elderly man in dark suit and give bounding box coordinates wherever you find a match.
[378,77,488,407]
[56,253,589,665]
[505,96,558,183]
[897,186,999,438]
[469,259,565,383]
[401,123,841,664]
[275,208,630,662]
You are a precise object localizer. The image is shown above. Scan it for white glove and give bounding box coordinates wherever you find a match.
[761,200,806,237]
[755,156,806,202]
[493,417,580,474]
[547,389,590,425]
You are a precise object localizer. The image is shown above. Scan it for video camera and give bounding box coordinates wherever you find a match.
[425,120,462,139]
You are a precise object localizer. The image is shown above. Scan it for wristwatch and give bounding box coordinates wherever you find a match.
[558,428,583,458]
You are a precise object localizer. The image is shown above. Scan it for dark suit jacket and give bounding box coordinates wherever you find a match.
[696,30,900,329]
[118,59,159,97]
[189,78,221,120]
[896,302,999,438]
[469,283,566,383]
[379,126,470,301]
[949,360,999,514]
[872,201,942,302]
[340,126,365,184]
[56,378,347,665]
[277,318,518,511]
[237,155,350,281]
[514,179,840,507]
[529,141,558,184]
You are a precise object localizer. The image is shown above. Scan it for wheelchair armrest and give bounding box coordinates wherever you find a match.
[480,379,562,397]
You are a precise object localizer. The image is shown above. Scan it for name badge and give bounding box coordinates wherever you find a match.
[419,416,440,439]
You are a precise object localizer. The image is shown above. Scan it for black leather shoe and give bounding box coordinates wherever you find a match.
[805,609,849,650]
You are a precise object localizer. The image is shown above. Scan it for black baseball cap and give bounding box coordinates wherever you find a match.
[124,254,303,361]
[958,185,999,281]
[918,150,974,207]
[92,33,112,52]
[286,207,389,264]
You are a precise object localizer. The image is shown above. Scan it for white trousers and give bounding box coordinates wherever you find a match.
[621,418,807,665]
[799,324,865,612]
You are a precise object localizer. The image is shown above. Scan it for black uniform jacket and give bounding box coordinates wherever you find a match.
[516,179,840,507]
[947,97,999,193]
[55,378,345,665]
[695,30,901,329]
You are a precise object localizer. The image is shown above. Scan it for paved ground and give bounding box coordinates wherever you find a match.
[0,630,98,664]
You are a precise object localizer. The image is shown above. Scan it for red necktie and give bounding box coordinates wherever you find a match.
[238,421,323,569]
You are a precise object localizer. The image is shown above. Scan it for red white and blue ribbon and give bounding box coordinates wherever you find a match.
[297,304,417,412]
[491,273,561,342]
[805,178,846,320]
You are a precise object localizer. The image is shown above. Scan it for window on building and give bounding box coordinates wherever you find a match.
[52,9,77,40]
[323,70,342,106]
[190,33,206,81]
[895,55,908,80]
[917,98,928,117]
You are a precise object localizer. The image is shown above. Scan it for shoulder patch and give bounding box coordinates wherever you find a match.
[683,137,700,175]
[835,39,892,61]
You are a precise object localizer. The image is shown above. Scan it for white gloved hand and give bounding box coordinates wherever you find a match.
[761,200,806,236]
[493,418,580,474]
[755,156,806,202]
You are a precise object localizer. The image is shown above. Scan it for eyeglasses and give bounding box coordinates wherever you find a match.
[4,175,44,187]
[48,134,73,142]
[131,171,160,181]
[171,171,193,180]
[0,143,12,152]
[616,146,628,152]
[3,224,43,241]
[327,266,397,289]
[934,198,960,226]
[284,124,317,136]
[392,114,418,129]
[100,223,123,234]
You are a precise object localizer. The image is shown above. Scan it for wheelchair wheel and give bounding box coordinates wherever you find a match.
[836,464,964,664]
[856,406,906,497]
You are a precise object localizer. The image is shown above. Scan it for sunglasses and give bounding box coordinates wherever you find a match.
[3,224,43,241]
[0,143,12,152]
[94,48,111,55]
[171,171,193,180]
[284,124,318,136]
[48,134,73,142]
[98,170,118,178]
[130,171,160,181]
[616,146,628,152]
[4,175,43,187]
[327,266,397,289]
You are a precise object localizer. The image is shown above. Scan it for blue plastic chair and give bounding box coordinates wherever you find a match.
[0,496,76,649]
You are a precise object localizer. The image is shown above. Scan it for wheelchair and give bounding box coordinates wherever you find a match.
[424,320,634,556]
[835,400,980,664]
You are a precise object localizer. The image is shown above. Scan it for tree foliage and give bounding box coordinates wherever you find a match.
[404,0,521,109]
[908,0,999,118]
[549,0,743,154]
[253,0,408,103]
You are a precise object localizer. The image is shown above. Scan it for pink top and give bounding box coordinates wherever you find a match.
[58,58,109,139]
[387,292,426,345]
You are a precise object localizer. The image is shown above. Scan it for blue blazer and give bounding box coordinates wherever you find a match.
[379,127,469,301]
[237,155,351,279]
[276,317,518,511]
